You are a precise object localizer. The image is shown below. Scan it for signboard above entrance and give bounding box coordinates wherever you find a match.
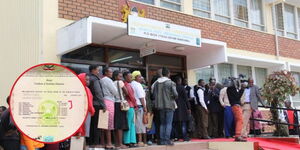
[128,15,201,47]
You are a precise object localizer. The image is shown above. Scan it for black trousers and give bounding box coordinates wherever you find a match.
[153,109,160,142]
[208,112,219,138]
[0,140,20,150]
[218,110,224,137]
[88,107,101,145]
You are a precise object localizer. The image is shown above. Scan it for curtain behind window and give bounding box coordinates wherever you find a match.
[136,0,154,4]
[237,65,252,79]
[233,0,248,21]
[161,0,181,11]
[251,0,263,25]
[255,67,267,88]
[218,63,233,84]
[284,4,296,33]
[195,66,214,83]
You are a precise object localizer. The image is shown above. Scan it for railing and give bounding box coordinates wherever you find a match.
[250,105,300,138]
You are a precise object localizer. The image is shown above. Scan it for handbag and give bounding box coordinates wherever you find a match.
[143,112,148,124]
[117,81,129,111]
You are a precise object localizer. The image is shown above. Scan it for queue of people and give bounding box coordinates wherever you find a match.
[1,64,300,150]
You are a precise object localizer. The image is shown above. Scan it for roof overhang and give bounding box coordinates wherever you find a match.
[228,53,286,68]
[57,16,227,69]
[290,63,300,72]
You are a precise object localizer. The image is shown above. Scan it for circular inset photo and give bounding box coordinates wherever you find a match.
[9,63,88,143]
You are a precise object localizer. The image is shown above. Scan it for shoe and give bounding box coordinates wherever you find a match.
[202,136,211,139]
[158,141,166,145]
[234,137,247,142]
[183,137,190,142]
[147,141,153,145]
[167,140,174,146]
[137,142,145,147]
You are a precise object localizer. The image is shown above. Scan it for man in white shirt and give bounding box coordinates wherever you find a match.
[131,70,147,147]
[193,79,210,139]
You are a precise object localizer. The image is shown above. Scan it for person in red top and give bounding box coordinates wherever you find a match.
[77,73,95,137]
[123,71,138,147]
[284,100,299,135]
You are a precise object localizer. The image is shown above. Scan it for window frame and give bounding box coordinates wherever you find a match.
[274,2,299,40]
[250,0,265,31]
[193,0,212,18]
[160,0,183,11]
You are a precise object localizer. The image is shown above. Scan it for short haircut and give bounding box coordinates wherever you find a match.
[123,71,131,78]
[209,77,216,82]
[0,106,7,111]
[175,76,182,83]
[198,79,204,84]
[162,67,170,76]
[102,67,110,75]
[89,64,99,72]
[112,70,120,81]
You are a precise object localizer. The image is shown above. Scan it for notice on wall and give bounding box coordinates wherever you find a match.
[10,64,88,143]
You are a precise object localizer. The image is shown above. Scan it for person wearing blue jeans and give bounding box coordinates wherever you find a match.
[160,109,174,144]
[152,67,178,145]
[219,83,235,138]
[224,106,235,137]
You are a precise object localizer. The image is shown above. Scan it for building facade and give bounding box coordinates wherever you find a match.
[1,0,300,107]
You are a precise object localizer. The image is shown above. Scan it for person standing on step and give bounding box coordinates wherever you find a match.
[152,67,178,145]
[131,70,147,147]
[227,78,245,142]
[241,78,265,139]
[207,78,221,138]
[193,79,210,139]
[123,71,138,147]
[172,76,191,142]
[100,67,118,149]
[112,70,129,149]
[88,65,105,148]
[219,79,235,138]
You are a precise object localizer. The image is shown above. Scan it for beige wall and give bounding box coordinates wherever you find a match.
[0,0,73,106]
[0,0,42,106]
[41,0,73,63]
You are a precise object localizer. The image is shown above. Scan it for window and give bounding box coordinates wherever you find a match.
[108,49,143,66]
[284,4,297,39]
[217,63,233,83]
[214,0,230,23]
[298,8,300,36]
[237,65,252,79]
[193,0,211,18]
[195,66,214,83]
[135,0,154,5]
[62,46,105,62]
[275,3,284,36]
[161,0,182,11]
[255,67,267,88]
[251,0,264,31]
[274,3,297,39]
[61,63,91,74]
[233,0,248,27]
[147,54,183,67]
[292,72,300,108]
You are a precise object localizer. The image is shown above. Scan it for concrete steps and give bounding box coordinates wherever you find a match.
[87,142,212,150]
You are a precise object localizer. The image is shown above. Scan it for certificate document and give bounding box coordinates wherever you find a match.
[10,64,88,143]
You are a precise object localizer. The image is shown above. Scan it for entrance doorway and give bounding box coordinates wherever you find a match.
[61,44,187,84]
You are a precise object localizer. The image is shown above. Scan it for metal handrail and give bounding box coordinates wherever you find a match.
[250,105,300,138]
